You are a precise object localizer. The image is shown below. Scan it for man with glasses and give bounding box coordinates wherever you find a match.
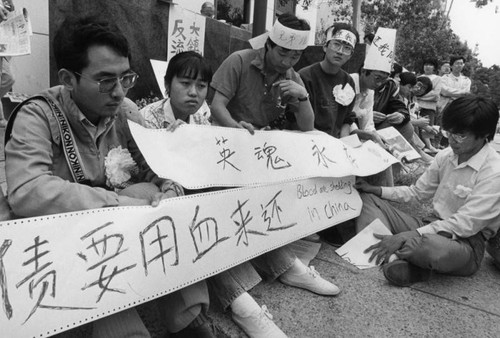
[5,16,215,338]
[299,23,358,138]
[354,96,500,287]
[299,23,382,144]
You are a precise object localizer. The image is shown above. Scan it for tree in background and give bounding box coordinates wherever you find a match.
[361,0,478,73]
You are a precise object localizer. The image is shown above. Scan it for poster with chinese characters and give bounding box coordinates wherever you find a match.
[167,4,206,60]
[129,122,399,189]
[0,176,360,337]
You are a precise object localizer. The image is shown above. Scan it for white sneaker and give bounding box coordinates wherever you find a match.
[232,305,287,338]
[279,266,340,296]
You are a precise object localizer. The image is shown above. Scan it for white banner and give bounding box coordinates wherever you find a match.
[129,122,398,189]
[0,177,360,337]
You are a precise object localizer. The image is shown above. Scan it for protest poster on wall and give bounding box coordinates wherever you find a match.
[0,176,360,337]
[129,122,399,189]
[167,4,206,60]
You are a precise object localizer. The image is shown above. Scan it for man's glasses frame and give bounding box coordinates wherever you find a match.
[327,41,354,56]
[442,130,469,143]
[73,71,139,93]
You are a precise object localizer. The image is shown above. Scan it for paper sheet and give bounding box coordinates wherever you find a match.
[335,218,392,269]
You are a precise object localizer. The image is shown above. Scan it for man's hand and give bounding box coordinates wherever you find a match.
[150,190,179,207]
[0,0,13,22]
[363,231,420,265]
[373,111,387,124]
[238,120,255,134]
[367,131,387,149]
[354,178,381,196]
[273,79,308,100]
[386,112,405,125]
[411,117,430,128]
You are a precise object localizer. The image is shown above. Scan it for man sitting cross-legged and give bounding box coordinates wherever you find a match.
[355,96,500,286]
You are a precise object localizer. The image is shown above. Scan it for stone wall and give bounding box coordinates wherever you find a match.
[49,0,251,101]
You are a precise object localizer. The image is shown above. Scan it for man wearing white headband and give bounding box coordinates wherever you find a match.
[300,23,382,142]
[210,13,339,338]
[299,23,384,245]
[211,13,314,132]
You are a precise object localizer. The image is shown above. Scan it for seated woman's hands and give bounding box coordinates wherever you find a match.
[150,179,185,207]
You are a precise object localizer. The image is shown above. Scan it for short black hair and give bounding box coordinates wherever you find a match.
[399,72,417,86]
[423,58,438,71]
[390,62,403,78]
[450,55,465,67]
[442,96,499,142]
[164,51,212,89]
[267,13,310,49]
[364,33,375,43]
[53,16,130,75]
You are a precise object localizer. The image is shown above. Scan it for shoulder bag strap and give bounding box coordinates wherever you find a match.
[5,95,87,183]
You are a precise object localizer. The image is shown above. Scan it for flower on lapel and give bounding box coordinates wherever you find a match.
[104,146,139,190]
[453,185,472,199]
[332,83,355,106]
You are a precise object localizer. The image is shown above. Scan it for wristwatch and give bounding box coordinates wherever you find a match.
[298,93,309,102]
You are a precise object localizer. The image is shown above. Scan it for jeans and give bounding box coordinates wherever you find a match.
[209,246,296,310]
[356,192,485,276]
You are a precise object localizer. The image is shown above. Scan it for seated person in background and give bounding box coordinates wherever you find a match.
[412,75,439,154]
[211,13,314,133]
[373,63,414,143]
[397,72,434,164]
[142,51,289,338]
[354,96,500,287]
[416,58,441,153]
[350,66,388,135]
[299,22,382,145]
[5,16,214,338]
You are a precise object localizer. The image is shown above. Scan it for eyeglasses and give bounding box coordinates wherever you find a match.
[73,71,139,93]
[442,130,469,143]
[327,41,354,56]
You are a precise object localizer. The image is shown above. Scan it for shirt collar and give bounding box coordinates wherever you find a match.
[250,47,292,79]
[448,143,491,171]
[250,47,267,72]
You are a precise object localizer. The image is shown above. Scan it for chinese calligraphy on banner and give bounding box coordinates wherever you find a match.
[167,4,206,60]
[0,176,360,337]
[129,122,399,189]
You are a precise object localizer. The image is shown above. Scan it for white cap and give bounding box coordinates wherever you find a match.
[364,27,396,73]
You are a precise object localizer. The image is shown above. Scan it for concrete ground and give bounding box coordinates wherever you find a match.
[1,126,499,338]
[210,243,500,337]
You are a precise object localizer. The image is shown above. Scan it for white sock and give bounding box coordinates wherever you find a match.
[283,257,308,276]
[231,292,261,317]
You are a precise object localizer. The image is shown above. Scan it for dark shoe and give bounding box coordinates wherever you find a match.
[170,319,215,338]
[487,231,500,270]
[383,260,431,287]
